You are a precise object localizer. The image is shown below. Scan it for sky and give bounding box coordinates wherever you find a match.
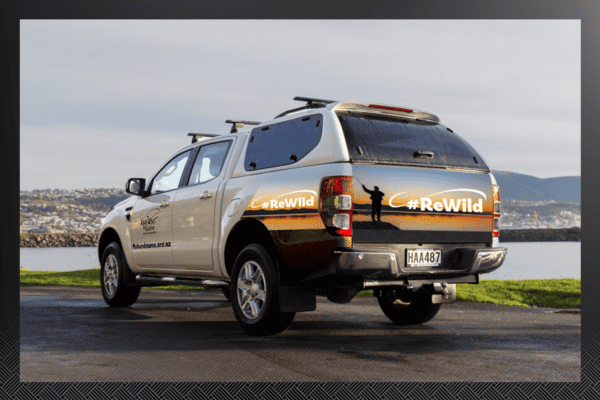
[20,20,580,191]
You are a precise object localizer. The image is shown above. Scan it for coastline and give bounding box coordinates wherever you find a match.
[20,233,97,248]
[20,228,581,248]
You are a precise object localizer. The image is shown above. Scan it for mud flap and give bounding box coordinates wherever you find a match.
[121,252,140,287]
[279,285,317,312]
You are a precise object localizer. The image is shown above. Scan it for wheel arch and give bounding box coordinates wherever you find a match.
[97,228,123,262]
[224,218,278,278]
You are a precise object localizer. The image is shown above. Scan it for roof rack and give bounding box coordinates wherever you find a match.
[225,120,261,133]
[274,96,338,119]
[187,132,221,144]
[293,96,337,105]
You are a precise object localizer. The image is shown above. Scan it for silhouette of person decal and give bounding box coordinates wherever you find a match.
[362,184,385,222]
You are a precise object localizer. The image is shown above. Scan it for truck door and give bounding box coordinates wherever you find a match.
[171,140,234,271]
[131,150,192,268]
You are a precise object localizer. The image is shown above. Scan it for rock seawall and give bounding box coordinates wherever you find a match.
[20,233,98,248]
[20,228,581,248]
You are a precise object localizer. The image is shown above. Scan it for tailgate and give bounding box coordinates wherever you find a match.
[352,164,493,244]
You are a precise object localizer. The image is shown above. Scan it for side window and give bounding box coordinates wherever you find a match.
[150,150,192,195]
[244,114,323,171]
[187,141,232,186]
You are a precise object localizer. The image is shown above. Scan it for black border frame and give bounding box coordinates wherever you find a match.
[2,1,595,398]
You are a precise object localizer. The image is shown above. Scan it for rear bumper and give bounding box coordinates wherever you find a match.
[333,246,507,280]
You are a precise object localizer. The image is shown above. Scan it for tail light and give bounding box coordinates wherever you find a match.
[319,176,353,236]
[492,184,501,238]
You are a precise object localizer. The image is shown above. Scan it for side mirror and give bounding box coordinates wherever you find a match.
[125,178,146,196]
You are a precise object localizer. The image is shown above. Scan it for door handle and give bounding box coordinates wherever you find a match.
[160,202,170,207]
[414,150,434,158]
[200,192,213,199]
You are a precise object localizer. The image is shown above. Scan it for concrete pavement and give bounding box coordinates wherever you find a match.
[20,285,580,382]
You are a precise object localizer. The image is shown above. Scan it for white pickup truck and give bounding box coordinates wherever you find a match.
[98,96,507,336]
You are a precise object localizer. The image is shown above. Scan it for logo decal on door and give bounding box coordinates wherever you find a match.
[141,208,160,234]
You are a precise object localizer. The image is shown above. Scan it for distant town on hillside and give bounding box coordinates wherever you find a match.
[20,170,581,234]
[20,188,126,234]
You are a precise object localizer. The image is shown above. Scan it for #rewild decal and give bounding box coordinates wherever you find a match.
[388,188,487,213]
[250,190,318,211]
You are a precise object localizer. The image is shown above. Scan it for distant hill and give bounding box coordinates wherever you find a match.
[75,195,131,211]
[492,170,580,203]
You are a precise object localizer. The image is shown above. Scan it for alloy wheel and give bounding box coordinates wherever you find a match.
[104,254,119,297]
[237,260,266,320]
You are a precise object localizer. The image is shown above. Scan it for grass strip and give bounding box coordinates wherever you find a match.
[456,279,580,309]
[20,269,580,309]
[19,269,203,291]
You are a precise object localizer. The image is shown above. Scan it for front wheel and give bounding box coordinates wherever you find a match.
[377,287,441,325]
[100,242,141,307]
[231,244,295,336]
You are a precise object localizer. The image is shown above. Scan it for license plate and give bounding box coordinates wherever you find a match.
[406,249,442,267]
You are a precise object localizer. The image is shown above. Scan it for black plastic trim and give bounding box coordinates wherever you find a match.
[353,230,492,244]
[180,146,200,188]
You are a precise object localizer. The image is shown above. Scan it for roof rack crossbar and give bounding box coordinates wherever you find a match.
[187,132,221,144]
[293,96,337,105]
[274,96,338,119]
[225,120,261,133]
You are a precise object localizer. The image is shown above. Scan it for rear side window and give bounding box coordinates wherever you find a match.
[337,114,488,170]
[244,114,323,171]
[188,141,232,186]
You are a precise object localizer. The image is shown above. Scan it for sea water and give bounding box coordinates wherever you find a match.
[20,242,581,280]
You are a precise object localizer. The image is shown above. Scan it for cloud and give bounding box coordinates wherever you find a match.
[20,20,580,188]
[441,113,580,178]
[20,124,197,190]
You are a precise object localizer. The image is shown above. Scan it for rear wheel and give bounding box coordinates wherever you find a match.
[231,244,295,336]
[377,287,441,325]
[100,242,141,307]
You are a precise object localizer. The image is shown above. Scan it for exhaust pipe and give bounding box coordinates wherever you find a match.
[363,280,406,288]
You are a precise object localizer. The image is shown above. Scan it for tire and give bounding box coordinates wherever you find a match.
[221,286,231,302]
[377,287,441,326]
[231,244,295,336]
[100,242,141,307]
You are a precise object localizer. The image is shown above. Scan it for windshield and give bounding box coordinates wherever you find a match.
[337,113,489,171]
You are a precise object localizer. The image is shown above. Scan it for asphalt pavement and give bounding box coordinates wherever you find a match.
[20,285,580,382]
